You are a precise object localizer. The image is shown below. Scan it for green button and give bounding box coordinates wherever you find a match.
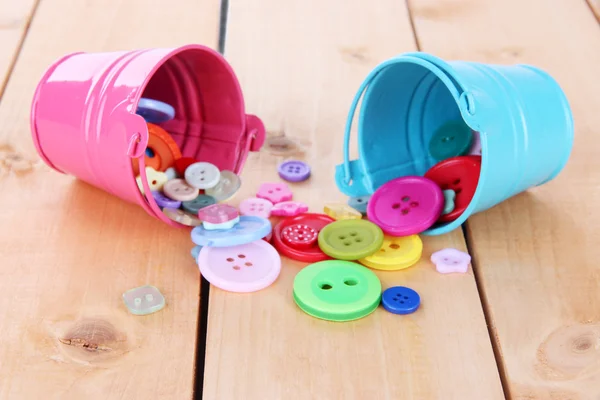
[293,260,382,322]
[182,194,216,214]
[317,219,383,260]
[429,120,473,161]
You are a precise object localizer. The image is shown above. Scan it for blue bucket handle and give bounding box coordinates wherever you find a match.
[340,53,476,187]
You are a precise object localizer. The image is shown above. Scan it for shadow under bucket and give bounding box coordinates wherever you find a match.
[31,44,264,227]
[335,52,574,235]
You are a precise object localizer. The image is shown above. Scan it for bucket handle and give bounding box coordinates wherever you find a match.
[341,54,475,186]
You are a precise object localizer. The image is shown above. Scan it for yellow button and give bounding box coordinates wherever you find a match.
[323,203,362,220]
[358,235,422,271]
[136,166,168,195]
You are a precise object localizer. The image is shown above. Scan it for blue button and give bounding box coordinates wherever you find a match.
[136,97,175,123]
[191,245,202,260]
[381,286,420,314]
[191,215,272,247]
[348,195,370,214]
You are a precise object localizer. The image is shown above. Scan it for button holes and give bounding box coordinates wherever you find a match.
[400,300,405,304]
[344,241,352,246]
[268,190,273,193]
[175,188,180,192]
[453,260,459,264]
[356,198,363,203]
[401,209,410,215]
[226,257,234,262]
[339,236,346,240]
[392,203,400,209]
[379,248,386,252]
[444,258,449,262]
[245,262,253,267]
[410,201,419,207]
[200,178,205,181]
[453,179,461,184]
[200,170,205,174]
[403,296,409,299]
[344,279,358,286]
[145,148,155,158]
[455,188,462,194]
[319,283,332,290]
[389,244,399,249]
[276,187,282,191]
[238,254,246,258]
[152,180,157,185]
[233,266,240,270]
[402,196,410,202]
[349,232,357,236]
[355,238,362,243]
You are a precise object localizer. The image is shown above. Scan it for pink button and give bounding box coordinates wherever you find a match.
[198,204,239,224]
[239,197,274,218]
[256,182,293,204]
[197,240,281,293]
[367,176,443,236]
[271,201,308,217]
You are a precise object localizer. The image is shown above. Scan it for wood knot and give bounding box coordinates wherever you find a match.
[0,144,39,175]
[536,323,600,380]
[58,318,129,364]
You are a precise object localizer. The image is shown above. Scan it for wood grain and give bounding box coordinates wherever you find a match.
[587,0,600,21]
[203,1,504,399]
[409,0,600,398]
[0,0,37,97]
[0,0,220,398]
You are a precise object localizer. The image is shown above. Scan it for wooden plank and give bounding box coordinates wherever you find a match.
[0,0,37,96]
[587,0,600,20]
[203,1,504,399]
[0,0,220,398]
[409,0,600,398]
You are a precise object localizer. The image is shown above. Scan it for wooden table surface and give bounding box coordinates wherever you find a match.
[1,0,599,399]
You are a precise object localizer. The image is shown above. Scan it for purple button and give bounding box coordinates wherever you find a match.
[152,191,182,209]
[278,160,311,182]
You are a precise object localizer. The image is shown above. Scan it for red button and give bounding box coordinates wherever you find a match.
[174,157,197,175]
[282,224,318,249]
[424,156,481,223]
[273,213,334,262]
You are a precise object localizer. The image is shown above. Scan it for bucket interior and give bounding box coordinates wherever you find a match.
[139,48,244,172]
[359,61,482,233]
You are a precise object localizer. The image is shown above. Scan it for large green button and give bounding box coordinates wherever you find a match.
[318,219,384,260]
[293,260,382,322]
[428,120,473,161]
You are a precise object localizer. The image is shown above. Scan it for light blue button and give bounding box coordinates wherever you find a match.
[122,285,166,316]
[348,195,370,214]
[191,245,202,260]
[203,216,240,231]
[191,215,272,247]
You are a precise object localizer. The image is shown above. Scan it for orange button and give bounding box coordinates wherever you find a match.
[132,123,182,175]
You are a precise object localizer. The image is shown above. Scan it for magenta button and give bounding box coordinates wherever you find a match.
[367,176,443,236]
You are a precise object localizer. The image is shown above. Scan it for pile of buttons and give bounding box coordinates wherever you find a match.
[133,98,242,226]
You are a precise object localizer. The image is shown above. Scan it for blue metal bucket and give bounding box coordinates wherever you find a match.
[335,52,574,235]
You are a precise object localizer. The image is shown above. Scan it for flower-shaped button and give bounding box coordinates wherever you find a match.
[191,215,272,247]
[197,204,239,224]
[428,120,473,161]
[318,219,384,261]
[273,213,334,262]
[197,240,281,293]
[271,201,309,217]
[256,182,293,204]
[152,191,182,209]
[424,156,481,223]
[136,166,168,195]
[348,195,370,214]
[205,170,242,202]
[367,176,443,236]
[239,197,274,218]
[323,203,362,220]
[163,207,202,226]
[182,194,216,214]
[136,97,175,123]
[359,234,422,271]
[381,286,420,315]
[278,160,311,182]
[430,248,471,274]
[293,260,382,322]
[163,178,199,201]
[282,224,318,249]
[122,285,166,315]
[185,162,221,189]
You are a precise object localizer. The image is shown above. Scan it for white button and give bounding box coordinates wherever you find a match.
[184,162,221,189]
[205,170,241,202]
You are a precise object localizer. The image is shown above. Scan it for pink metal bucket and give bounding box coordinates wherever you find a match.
[30,44,265,227]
